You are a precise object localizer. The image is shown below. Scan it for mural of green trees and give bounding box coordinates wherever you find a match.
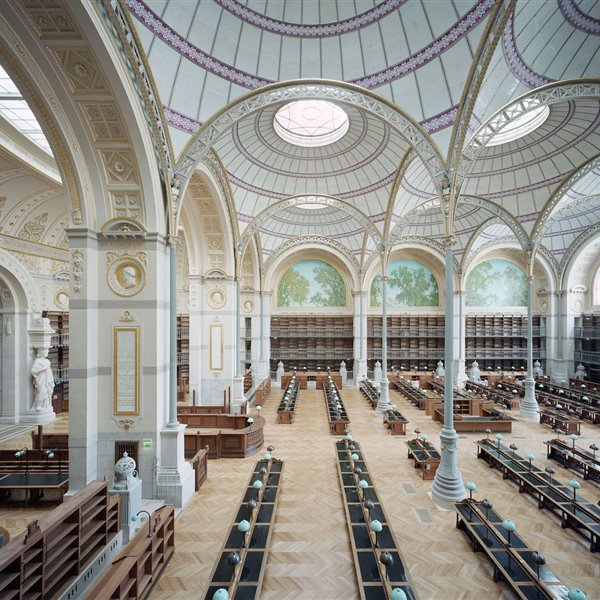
[370,259,439,307]
[466,259,527,306]
[277,259,346,307]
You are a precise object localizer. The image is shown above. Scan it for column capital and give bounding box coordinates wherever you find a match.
[352,290,368,297]
[381,275,389,283]
[167,234,180,247]
[442,235,456,249]
[526,275,535,283]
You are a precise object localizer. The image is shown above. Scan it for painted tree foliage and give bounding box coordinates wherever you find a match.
[465,259,527,307]
[370,259,439,307]
[277,260,346,307]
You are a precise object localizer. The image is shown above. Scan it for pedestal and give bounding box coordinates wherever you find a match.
[375,379,390,417]
[520,377,540,421]
[109,477,142,544]
[231,375,246,413]
[431,427,465,509]
[156,424,195,508]
[339,361,347,385]
[19,408,56,424]
[454,358,468,390]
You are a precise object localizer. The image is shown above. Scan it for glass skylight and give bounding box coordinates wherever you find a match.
[486,104,549,147]
[274,100,349,147]
[0,66,52,155]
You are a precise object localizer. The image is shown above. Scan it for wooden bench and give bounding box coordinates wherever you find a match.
[203,456,283,599]
[85,504,175,600]
[476,438,600,552]
[453,499,568,599]
[406,438,440,480]
[544,438,600,483]
[335,439,416,599]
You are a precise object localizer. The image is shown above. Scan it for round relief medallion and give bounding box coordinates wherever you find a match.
[540,300,548,314]
[242,298,254,313]
[54,289,69,310]
[108,257,146,297]
[570,299,583,313]
[207,287,226,309]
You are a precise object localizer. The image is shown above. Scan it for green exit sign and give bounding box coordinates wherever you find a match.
[142,439,153,449]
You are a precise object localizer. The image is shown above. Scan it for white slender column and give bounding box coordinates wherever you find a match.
[454,289,468,389]
[375,276,390,416]
[432,241,465,507]
[521,276,539,419]
[256,291,271,382]
[167,238,178,428]
[353,290,367,384]
[231,278,246,411]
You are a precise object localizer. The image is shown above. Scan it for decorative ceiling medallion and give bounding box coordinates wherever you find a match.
[207,286,226,309]
[106,252,147,298]
[54,289,69,310]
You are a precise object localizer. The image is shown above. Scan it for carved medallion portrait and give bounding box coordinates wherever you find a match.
[107,256,146,297]
[54,289,69,310]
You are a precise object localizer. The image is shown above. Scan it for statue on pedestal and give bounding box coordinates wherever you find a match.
[533,360,543,377]
[373,360,382,383]
[31,348,54,412]
[469,360,481,381]
[575,363,587,381]
[435,360,445,377]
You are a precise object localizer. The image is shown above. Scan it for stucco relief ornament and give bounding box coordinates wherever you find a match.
[54,289,69,310]
[106,251,147,298]
[242,298,254,313]
[207,286,226,309]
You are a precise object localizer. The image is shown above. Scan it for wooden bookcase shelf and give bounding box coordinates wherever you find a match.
[367,314,445,371]
[465,313,546,371]
[177,314,190,401]
[85,504,175,600]
[42,311,69,412]
[270,315,354,372]
[573,313,600,383]
[0,481,119,600]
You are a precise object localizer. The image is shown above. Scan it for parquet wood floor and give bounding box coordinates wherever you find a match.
[152,386,600,600]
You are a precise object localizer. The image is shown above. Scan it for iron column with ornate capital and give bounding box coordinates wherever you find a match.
[167,235,179,428]
[431,239,465,507]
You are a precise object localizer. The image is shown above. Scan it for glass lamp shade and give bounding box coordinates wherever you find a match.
[256,405,262,412]
[237,520,250,533]
[531,551,545,566]
[263,453,272,461]
[567,589,588,600]
[481,499,493,511]
[364,499,375,511]
[380,551,394,567]
[495,434,503,441]
[370,519,383,533]
[525,453,535,461]
[359,479,369,489]
[252,480,263,490]
[570,434,578,441]
[351,453,359,461]
[259,466,267,475]
[267,445,275,452]
[48,452,55,459]
[501,519,516,532]
[353,466,363,475]
[568,480,581,490]
[247,418,254,424]
[345,434,353,441]
[213,589,229,600]
[391,589,408,600]
[227,552,241,566]
[465,481,477,492]
[421,434,428,441]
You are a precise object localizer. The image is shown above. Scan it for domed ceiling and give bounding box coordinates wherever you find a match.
[124,0,600,274]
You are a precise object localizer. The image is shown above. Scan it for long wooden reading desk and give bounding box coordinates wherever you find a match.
[545,438,600,483]
[453,499,568,599]
[281,371,342,389]
[406,438,440,480]
[476,438,600,552]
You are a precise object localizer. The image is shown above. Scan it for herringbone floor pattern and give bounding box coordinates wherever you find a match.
[152,385,600,599]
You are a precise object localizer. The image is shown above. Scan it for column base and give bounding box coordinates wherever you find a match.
[157,425,195,508]
[231,375,246,413]
[431,427,465,509]
[454,359,468,390]
[375,379,390,417]
[255,360,270,384]
[520,377,540,421]
[355,359,368,382]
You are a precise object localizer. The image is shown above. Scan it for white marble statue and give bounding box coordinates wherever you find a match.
[339,360,347,384]
[469,360,481,381]
[533,360,543,377]
[435,360,445,377]
[31,348,54,412]
[276,360,285,386]
[373,360,382,383]
[575,363,587,381]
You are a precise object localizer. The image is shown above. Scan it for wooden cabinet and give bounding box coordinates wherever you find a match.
[573,314,600,383]
[0,481,119,600]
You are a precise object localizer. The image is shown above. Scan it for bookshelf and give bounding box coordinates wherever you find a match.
[0,481,119,600]
[177,315,189,401]
[43,311,69,412]
[465,313,546,371]
[367,314,445,371]
[270,315,354,372]
[573,314,600,383]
